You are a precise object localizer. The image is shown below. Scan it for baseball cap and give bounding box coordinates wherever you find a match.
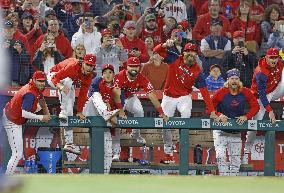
[83,54,96,66]
[211,18,223,26]
[123,21,136,30]
[210,64,222,71]
[45,9,56,17]
[227,68,240,78]
[266,48,279,57]
[21,12,34,20]
[145,14,156,22]
[233,31,245,38]
[102,64,114,73]
[101,28,112,37]
[178,20,189,30]
[4,20,13,28]
[32,71,47,81]
[71,0,81,3]
[184,43,198,52]
[0,0,11,9]
[127,57,141,67]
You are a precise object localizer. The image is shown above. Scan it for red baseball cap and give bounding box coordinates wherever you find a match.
[184,43,198,52]
[178,20,189,30]
[83,54,96,66]
[101,28,112,37]
[127,57,141,67]
[233,31,245,38]
[266,48,279,57]
[102,63,114,73]
[32,71,47,81]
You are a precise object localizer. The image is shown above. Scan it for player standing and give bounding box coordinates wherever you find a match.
[154,40,218,163]
[113,57,168,144]
[47,54,96,155]
[3,71,51,174]
[243,48,284,164]
[212,69,259,175]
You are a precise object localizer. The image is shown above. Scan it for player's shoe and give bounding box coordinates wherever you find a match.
[63,144,81,155]
[112,154,120,162]
[130,133,146,144]
[241,153,249,165]
[105,109,120,121]
[160,154,175,164]
[59,111,68,121]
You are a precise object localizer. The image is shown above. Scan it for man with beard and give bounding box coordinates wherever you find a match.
[153,40,218,163]
[47,54,96,155]
[113,57,169,144]
[211,68,259,176]
[3,71,51,174]
[243,48,284,164]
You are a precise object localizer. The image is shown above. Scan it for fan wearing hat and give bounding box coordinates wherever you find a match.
[243,47,284,164]
[205,64,225,92]
[113,57,169,144]
[3,71,51,174]
[153,41,218,163]
[82,63,120,172]
[47,54,97,155]
[211,68,259,176]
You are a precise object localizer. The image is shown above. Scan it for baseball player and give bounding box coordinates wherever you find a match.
[243,48,284,164]
[212,68,259,176]
[3,71,51,174]
[113,57,169,144]
[83,64,120,172]
[153,40,218,163]
[47,54,96,155]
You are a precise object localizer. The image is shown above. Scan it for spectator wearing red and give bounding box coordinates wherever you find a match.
[192,0,208,15]
[34,19,73,59]
[192,0,231,41]
[119,21,149,63]
[231,1,261,44]
[263,0,284,15]
[244,0,264,23]
[199,0,240,18]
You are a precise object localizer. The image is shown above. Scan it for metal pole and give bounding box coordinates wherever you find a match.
[90,127,105,174]
[264,131,275,176]
[179,129,189,175]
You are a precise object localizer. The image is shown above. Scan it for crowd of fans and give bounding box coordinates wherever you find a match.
[1,0,284,91]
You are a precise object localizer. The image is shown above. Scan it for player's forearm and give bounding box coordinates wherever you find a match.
[148,92,164,116]
[199,87,215,114]
[113,88,123,109]
[22,110,44,121]
[39,99,50,115]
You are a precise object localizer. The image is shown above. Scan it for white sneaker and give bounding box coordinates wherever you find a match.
[241,153,249,165]
[112,154,120,162]
[63,144,81,155]
[59,111,68,121]
[105,109,120,121]
[130,133,146,144]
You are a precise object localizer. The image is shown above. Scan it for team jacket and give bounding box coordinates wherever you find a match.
[50,58,94,113]
[212,87,260,120]
[5,80,43,125]
[154,44,215,114]
[113,70,154,99]
[251,57,283,112]
[88,77,116,110]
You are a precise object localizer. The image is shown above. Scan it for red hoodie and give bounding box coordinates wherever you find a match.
[119,36,149,63]
[33,30,73,59]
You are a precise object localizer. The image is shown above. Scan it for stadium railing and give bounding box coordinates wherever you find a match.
[16,116,282,176]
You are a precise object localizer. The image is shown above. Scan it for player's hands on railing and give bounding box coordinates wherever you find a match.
[269,111,276,124]
[118,109,127,119]
[215,114,229,124]
[109,116,117,127]
[56,83,70,95]
[76,112,86,120]
[210,111,219,121]
[42,114,51,123]
[160,114,169,122]
[236,115,247,125]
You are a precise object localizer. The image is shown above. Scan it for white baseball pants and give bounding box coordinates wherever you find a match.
[213,130,242,176]
[161,95,192,154]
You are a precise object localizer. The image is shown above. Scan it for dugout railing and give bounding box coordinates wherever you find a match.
[9,116,280,176]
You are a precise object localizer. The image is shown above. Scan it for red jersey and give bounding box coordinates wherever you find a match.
[192,13,231,41]
[119,36,149,63]
[50,58,94,113]
[199,0,240,17]
[140,17,165,46]
[251,57,283,112]
[5,81,43,125]
[154,44,215,113]
[113,70,154,99]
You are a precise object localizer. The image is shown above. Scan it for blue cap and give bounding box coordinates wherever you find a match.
[227,68,240,78]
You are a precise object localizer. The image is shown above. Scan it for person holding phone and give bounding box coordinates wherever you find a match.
[223,31,257,87]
